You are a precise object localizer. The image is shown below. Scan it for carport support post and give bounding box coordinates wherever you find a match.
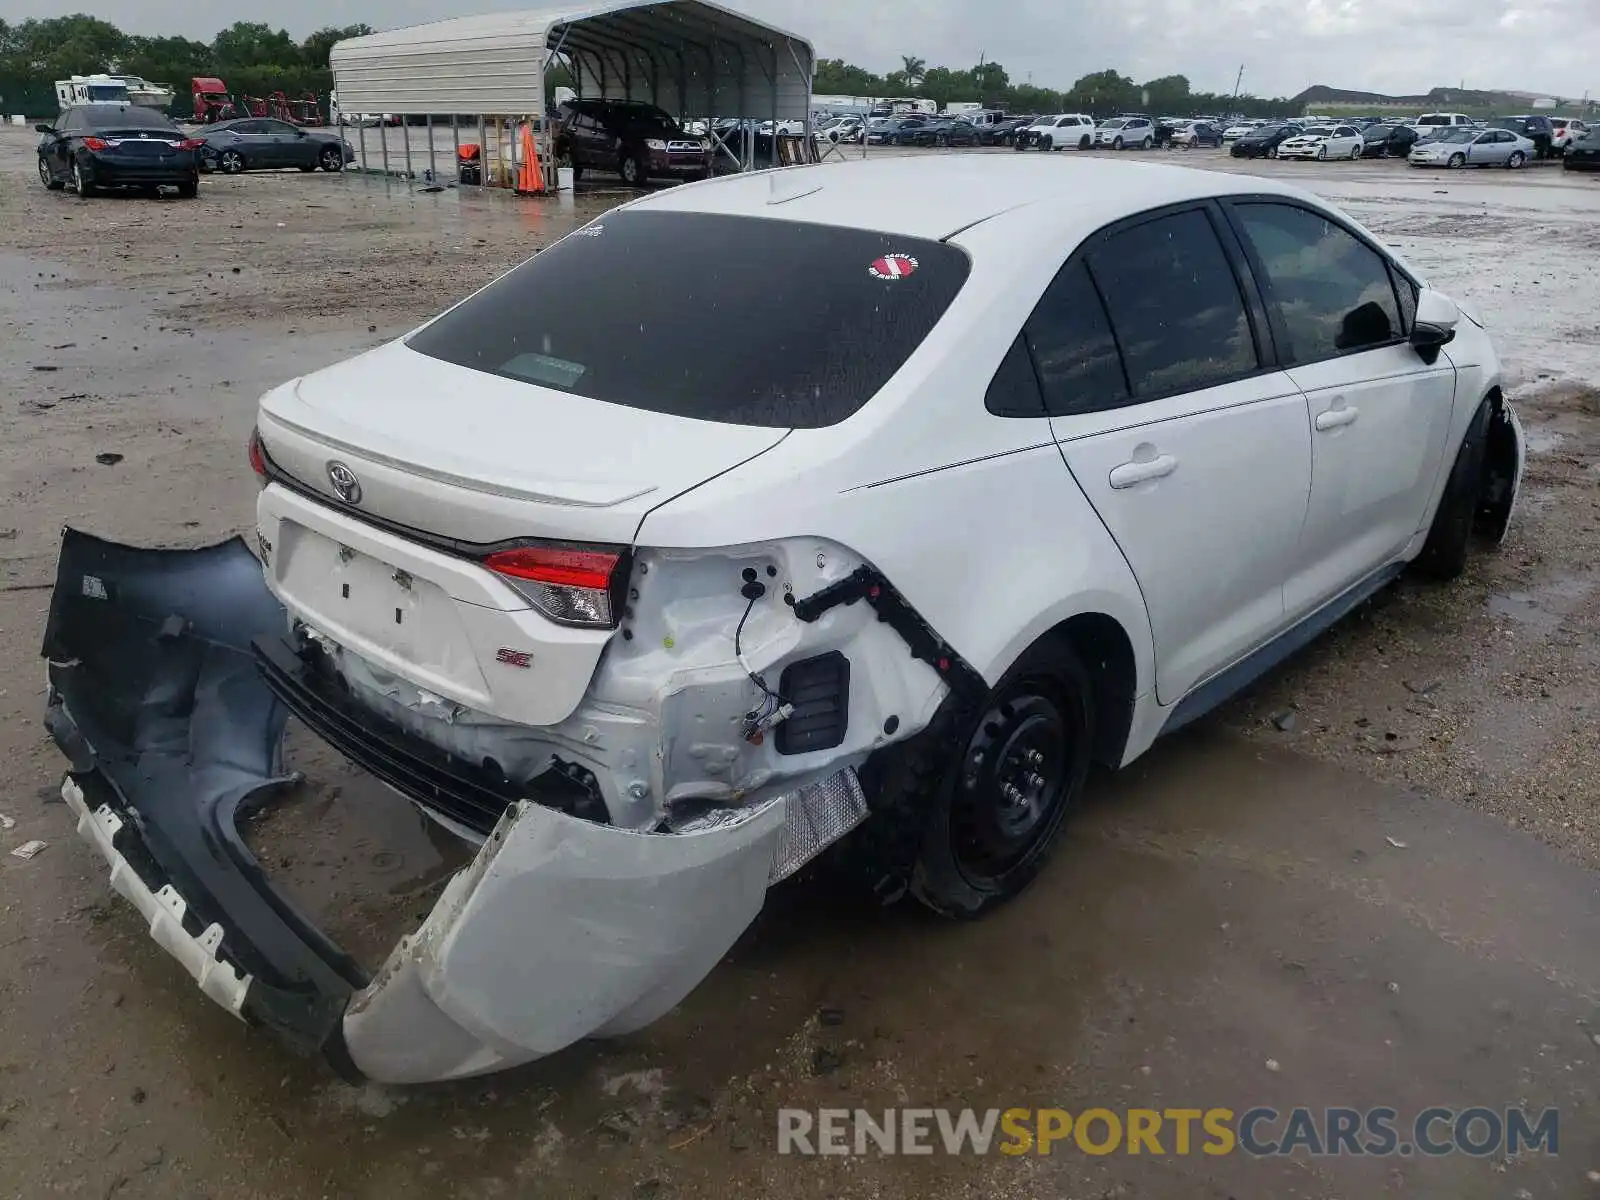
[426,114,436,182]
[477,116,487,188]
[357,121,367,174]
[403,119,414,181]
[451,114,460,179]
[380,121,390,178]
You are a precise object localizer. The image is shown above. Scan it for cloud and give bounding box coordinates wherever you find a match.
[10,0,1593,100]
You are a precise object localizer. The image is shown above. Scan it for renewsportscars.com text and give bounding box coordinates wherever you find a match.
[777,1106,1559,1158]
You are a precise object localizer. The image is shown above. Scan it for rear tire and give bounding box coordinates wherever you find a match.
[219,149,245,174]
[39,157,64,191]
[863,639,1094,920]
[1507,151,1525,169]
[176,179,198,198]
[71,159,95,197]
[1079,135,1091,150]
[1416,399,1492,580]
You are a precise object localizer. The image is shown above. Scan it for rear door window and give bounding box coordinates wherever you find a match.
[1084,208,1259,399]
[1228,202,1404,364]
[407,211,970,428]
[1013,259,1128,416]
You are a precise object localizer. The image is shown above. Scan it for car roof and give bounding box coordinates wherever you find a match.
[630,155,1324,242]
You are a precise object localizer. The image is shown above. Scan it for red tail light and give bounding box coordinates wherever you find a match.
[248,428,269,479]
[484,545,625,628]
[82,137,109,151]
[177,138,204,151]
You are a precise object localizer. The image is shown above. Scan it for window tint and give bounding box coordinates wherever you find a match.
[1019,259,1128,415]
[407,211,971,429]
[1232,203,1403,363]
[984,334,1047,417]
[1085,209,1257,399]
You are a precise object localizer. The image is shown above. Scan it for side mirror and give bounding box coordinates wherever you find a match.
[1410,288,1460,362]
[35,123,54,135]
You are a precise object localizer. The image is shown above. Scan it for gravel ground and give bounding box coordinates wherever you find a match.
[0,131,1596,1198]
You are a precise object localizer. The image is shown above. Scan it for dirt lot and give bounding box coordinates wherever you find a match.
[0,132,1597,1198]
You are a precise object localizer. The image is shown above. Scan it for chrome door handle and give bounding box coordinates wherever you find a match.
[1315,406,1360,431]
[1108,454,1177,489]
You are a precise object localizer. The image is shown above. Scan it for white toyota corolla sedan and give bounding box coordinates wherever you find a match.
[43,156,1523,1083]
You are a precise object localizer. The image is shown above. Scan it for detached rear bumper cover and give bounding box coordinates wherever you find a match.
[41,529,804,1082]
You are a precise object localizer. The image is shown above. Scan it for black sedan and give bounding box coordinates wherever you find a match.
[37,104,200,198]
[865,117,929,146]
[1229,122,1301,159]
[977,116,1033,146]
[1565,129,1600,172]
[199,118,354,174]
[1359,123,1398,157]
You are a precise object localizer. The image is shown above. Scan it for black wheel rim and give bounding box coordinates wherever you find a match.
[224,152,241,172]
[322,149,339,168]
[949,684,1078,885]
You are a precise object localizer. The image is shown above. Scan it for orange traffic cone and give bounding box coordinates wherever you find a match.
[518,123,545,194]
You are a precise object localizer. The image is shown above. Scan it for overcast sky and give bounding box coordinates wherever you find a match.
[19,0,1596,100]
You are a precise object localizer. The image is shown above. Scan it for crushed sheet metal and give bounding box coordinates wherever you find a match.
[60,779,252,1016]
[342,796,787,1084]
[10,838,47,859]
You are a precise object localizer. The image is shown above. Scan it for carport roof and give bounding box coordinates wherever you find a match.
[330,2,814,120]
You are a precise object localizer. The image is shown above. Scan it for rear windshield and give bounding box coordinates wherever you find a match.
[84,105,179,132]
[406,211,971,429]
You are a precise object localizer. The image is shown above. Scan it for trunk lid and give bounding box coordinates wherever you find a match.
[257,339,790,547]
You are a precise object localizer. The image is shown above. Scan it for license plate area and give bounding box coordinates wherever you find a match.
[272,521,491,701]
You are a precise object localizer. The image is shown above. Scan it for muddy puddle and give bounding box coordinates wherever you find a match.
[240,721,477,969]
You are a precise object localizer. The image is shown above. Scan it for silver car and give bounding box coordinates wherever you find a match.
[1409,126,1535,169]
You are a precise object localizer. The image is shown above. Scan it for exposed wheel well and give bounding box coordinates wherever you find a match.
[1477,386,1518,538]
[1046,613,1137,768]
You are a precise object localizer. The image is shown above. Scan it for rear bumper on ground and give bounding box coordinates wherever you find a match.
[41,529,867,1082]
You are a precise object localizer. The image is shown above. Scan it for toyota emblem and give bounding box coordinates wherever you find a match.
[327,461,362,505]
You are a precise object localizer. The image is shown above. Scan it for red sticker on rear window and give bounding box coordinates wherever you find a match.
[869,253,919,280]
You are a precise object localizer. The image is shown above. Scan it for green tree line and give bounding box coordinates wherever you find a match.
[0,15,374,117]
[816,57,1296,119]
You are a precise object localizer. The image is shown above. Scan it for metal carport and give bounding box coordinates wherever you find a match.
[330,2,815,185]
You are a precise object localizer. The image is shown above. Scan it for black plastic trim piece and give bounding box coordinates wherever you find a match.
[791,567,988,702]
[255,632,537,837]
[774,651,851,755]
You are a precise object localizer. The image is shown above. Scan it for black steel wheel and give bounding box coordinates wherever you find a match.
[905,639,1094,918]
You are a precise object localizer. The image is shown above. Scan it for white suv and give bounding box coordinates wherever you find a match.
[1019,113,1095,151]
[1093,116,1155,149]
[45,156,1524,1084]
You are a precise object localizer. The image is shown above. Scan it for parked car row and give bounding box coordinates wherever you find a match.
[34,103,356,198]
